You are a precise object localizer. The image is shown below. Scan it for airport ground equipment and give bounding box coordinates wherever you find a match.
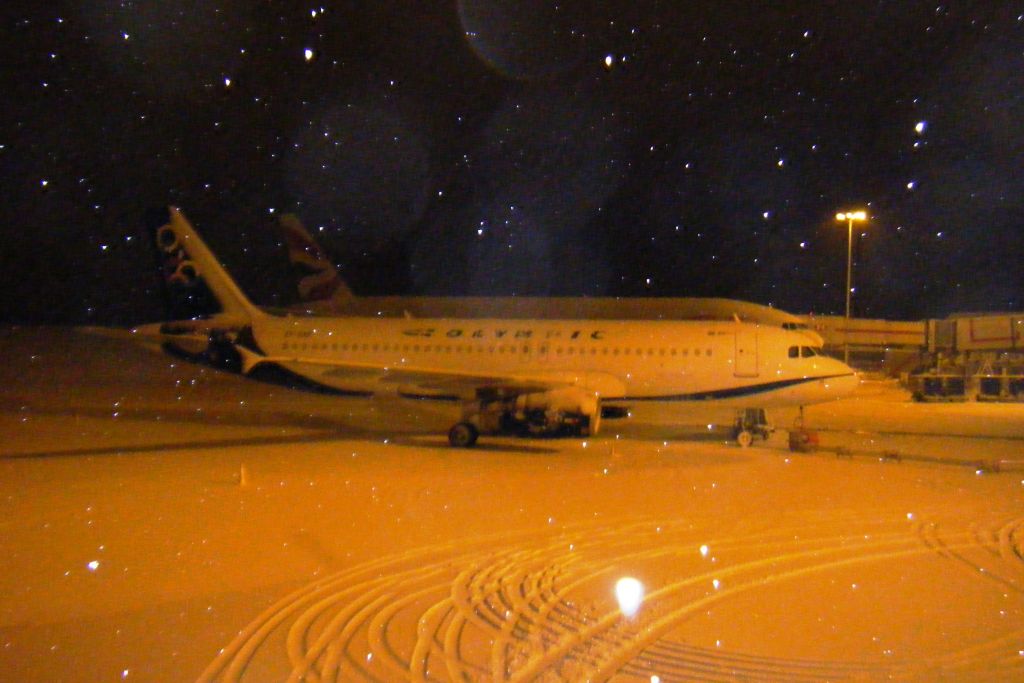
[732,408,773,447]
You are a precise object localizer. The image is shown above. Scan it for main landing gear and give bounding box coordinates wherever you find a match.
[448,422,479,448]
[732,408,774,447]
[447,388,600,448]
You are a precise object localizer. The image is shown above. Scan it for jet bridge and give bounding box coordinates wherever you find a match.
[912,314,1024,402]
[802,312,1024,401]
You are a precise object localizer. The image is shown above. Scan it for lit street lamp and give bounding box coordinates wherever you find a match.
[835,210,867,364]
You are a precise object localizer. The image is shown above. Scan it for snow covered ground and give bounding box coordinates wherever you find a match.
[1,327,1022,681]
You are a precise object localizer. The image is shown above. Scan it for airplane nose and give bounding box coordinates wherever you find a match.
[831,371,860,397]
[824,361,860,398]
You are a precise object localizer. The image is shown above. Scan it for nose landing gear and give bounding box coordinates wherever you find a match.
[787,406,820,452]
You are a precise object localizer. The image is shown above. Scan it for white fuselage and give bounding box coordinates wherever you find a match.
[250,314,857,407]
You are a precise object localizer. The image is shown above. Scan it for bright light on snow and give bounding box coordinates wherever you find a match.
[615,577,644,618]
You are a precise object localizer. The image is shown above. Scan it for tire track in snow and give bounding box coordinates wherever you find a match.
[917,518,1024,594]
[200,513,1024,681]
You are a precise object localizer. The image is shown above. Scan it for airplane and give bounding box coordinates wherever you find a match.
[275,214,825,344]
[148,207,858,448]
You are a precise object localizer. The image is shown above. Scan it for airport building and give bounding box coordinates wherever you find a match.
[805,312,1024,402]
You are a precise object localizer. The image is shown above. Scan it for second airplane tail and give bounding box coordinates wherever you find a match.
[277,214,354,305]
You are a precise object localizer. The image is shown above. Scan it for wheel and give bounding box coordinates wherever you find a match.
[736,430,753,448]
[448,422,479,448]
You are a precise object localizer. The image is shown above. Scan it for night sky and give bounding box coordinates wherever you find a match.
[3,2,1022,325]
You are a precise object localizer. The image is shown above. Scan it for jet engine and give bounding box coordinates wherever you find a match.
[468,386,601,439]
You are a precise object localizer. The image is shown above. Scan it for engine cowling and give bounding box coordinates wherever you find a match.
[512,387,601,437]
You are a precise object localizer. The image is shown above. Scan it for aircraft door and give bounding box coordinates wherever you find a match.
[734,329,759,377]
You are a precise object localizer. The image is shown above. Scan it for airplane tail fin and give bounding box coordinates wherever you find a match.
[146,206,263,325]
[276,214,354,304]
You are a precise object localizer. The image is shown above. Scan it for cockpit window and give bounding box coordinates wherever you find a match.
[788,346,799,358]
[782,322,810,331]
[792,346,821,358]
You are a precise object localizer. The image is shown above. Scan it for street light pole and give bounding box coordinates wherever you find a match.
[835,211,867,365]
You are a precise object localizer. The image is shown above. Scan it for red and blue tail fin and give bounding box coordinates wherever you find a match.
[276,214,354,305]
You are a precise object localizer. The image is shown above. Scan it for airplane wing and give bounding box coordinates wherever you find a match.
[235,345,623,397]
